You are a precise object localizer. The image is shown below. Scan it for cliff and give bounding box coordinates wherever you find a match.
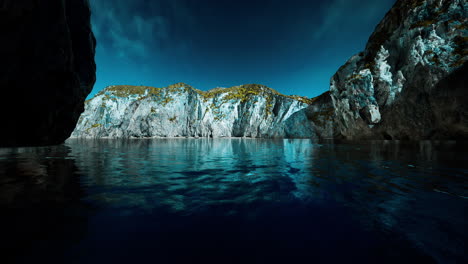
[0,0,96,146]
[71,83,315,138]
[312,0,467,140]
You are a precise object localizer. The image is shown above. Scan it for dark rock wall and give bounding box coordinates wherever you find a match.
[377,62,468,140]
[0,0,96,146]
[304,92,336,140]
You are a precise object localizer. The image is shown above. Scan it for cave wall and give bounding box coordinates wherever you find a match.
[0,0,96,146]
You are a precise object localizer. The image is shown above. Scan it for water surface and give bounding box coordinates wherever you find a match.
[1,139,466,263]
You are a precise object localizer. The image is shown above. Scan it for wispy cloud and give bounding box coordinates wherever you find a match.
[90,0,194,60]
[312,0,395,41]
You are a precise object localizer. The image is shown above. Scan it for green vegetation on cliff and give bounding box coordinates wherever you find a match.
[94,83,315,106]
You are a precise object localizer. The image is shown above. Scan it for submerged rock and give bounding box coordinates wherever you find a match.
[0,0,96,146]
[316,0,467,140]
[71,84,315,138]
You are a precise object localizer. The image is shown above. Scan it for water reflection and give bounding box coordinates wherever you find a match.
[0,145,87,264]
[67,139,313,214]
[0,139,466,263]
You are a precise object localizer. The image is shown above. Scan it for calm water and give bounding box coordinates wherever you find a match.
[0,139,466,264]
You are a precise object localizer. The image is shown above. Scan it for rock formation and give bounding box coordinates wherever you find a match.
[71,84,315,138]
[309,0,467,140]
[0,0,96,146]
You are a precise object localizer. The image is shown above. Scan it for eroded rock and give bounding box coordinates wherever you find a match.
[317,0,467,140]
[71,84,315,139]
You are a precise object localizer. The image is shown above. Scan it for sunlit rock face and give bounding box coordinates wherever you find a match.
[326,0,467,140]
[0,0,96,146]
[71,84,314,138]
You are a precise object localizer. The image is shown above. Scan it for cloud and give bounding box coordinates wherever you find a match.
[312,0,396,41]
[90,0,193,60]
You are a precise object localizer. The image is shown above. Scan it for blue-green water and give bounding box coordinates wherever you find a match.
[1,139,467,263]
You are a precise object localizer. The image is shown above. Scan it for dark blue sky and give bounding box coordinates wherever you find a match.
[89,0,396,99]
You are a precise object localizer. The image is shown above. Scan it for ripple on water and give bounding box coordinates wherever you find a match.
[0,139,466,263]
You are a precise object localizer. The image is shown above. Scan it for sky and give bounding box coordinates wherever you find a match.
[88,0,397,99]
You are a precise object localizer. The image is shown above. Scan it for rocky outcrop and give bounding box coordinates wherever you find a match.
[312,0,467,140]
[71,84,315,138]
[0,0,96,146]
[300,92,335,140]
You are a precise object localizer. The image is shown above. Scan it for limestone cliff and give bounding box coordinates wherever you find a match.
[71,84,314,138]
[0,0,96,146]
[312,0,467,140]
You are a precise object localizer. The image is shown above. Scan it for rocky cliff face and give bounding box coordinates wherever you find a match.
[0,0,96,146]
[71,84,314,138]
[314,0,467,140]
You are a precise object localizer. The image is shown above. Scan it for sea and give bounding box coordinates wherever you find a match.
[1,139,466,263]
